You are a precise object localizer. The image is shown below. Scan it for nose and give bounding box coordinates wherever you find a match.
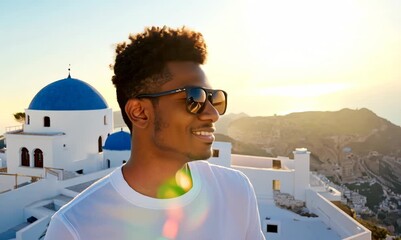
[198,100,219,123]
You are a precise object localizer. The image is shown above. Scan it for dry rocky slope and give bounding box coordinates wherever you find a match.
[216,108,401,192]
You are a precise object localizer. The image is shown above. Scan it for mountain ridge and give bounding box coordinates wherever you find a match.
[218,108,401,157]
[216,108,401,193]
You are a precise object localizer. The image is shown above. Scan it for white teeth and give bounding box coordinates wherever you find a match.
[193,131,212,136]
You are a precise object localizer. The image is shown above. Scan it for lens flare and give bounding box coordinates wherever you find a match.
[162,219,179,239]
[157,166,193,199]
[175,169,192,191]
[155,165,211,238]
[162,205,184,239]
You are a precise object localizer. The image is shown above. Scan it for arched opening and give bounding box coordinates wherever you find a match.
[21,147,30,167]
[44,116,50,127]
[98,136,103,153]
[34,149,44,168]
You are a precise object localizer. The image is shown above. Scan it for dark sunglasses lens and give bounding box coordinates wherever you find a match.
[187,88,207,114]
[212,90,227,115]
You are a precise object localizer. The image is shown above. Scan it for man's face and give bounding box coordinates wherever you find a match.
[150,61,220,161]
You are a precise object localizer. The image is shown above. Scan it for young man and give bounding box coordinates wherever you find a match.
[45,26,265,239]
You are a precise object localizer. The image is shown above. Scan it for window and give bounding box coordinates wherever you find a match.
[272,180,280,191]
[267,224,278,233]
[107,159,110,168]
[104,115,107,125]
[212,149,219,157]
[27,115,30,125]
[44,116,50,127]
[34,149,43,168]
[272,159,281,169]
[21,147,30,166]
[98,136,103,153]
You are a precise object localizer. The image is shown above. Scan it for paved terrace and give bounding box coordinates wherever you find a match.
[258,199,341,240]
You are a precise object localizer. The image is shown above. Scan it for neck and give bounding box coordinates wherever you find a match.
[122,154,192,199]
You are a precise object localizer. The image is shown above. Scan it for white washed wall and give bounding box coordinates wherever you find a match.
[293,150,310,201]
[234,166,294,199]
[0,167,114,233]
[24,109,113,166]
[305,189,370,240]
[103,150,130,168]
[5,133,55,176]
[208,142,231,167]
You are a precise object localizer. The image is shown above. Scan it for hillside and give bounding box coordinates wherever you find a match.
[215,112,249,135]
[227,108,401,157]
[221,108,401,193]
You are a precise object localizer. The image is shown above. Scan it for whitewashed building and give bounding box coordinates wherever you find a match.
[5,75,113,177]
[103,129,131,168]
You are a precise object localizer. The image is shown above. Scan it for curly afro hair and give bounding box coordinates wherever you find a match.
[111,26,208,133]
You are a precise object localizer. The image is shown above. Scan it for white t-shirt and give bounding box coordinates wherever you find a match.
[45,161,265,240]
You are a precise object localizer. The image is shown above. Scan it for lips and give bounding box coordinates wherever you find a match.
[192,127,215,143]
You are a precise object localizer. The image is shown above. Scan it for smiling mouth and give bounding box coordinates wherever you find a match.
[192,130,215,143]
[192,131,213,136]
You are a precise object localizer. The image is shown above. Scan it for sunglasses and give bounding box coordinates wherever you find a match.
[136,86,227,115]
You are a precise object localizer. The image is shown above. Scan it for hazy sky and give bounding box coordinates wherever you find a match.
[1,0,401,134]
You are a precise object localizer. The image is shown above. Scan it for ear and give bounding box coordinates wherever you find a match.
[125,99,150,129]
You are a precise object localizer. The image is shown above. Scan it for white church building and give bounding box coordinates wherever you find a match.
[6,75,113,177]
[0,75,371,240]
[103,129,131,168]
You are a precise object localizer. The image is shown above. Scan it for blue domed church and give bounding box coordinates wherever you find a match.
[103,129,131,168]
[5,75,128,177]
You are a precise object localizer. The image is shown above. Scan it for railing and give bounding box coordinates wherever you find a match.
[0,172,42,189]
[5,125,23,133]
[44,167,64,180]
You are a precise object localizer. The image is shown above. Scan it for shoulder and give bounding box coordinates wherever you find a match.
[191,161,252,190]
[192,160,247,177]
[56,169,115,214]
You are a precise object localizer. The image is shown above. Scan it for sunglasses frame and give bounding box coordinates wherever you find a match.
[136,86,227,115]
